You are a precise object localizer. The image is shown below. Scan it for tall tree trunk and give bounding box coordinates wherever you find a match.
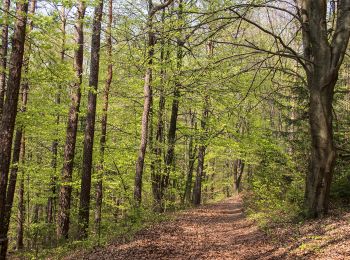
[57,1,86,240]
[164,0,183,184]
[95,0,113,234]
[133,0,174,206]
[78,0,104,239]
[3,0,35,251]
[47,5,67,229]
[192,40,212,206]
[0,0,10,119]
[151,6,167,213]
[0,1,29,257]
[134,1,155,205]
[299,0,350,217]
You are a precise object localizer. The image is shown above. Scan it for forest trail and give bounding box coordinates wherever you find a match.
[62,197,350,260]
[66,197,282,260]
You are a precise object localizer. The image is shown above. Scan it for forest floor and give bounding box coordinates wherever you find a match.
[65,197,350,260]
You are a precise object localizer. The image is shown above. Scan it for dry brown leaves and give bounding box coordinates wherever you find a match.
[65,198,350,260]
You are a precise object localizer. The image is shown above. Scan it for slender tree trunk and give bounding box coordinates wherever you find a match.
[183,110,196,204]
[95,0,113,233]
[0,0,10,119]
[78,0,104,239]
[57,1,86,239]
[0,1,29,257]
[233,159,244,195]
[47,5,66,230]
[193,144,206,206]
[134,0,174,206]
[192,40,212,206]
[151,6,167,213]
[134,1,155,205]
[163,0,183,196]
[192,103,209,206]
[16,137,25,250]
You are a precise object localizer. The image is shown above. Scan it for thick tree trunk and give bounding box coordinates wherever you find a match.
[2,1,34,252]
[0,1,29,257]
[57,1,86,240]
[0,0,10,119]
[95,0,113,233]
[299,0,350,217]
[78,0,104,239]
[305,77,337,217]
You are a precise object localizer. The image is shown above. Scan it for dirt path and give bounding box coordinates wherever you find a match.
[75,198,281,259]
[69,197,350,259]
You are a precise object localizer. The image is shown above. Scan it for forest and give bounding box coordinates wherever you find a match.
[1,0,350,259]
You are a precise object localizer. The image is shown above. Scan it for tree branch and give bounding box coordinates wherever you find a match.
[150,0,174,17]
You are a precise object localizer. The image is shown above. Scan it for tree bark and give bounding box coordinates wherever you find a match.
[47,5,66,229]
[95,0,113,233]
[57,1,86,240]
[78,0,104,240]
[233,159,244,195]
[192,40,212,206]
[2,1,35,252]
[133,0,174,206]
[298,0,350,217]
[0,0,10,119]
[193,96,210,206]
[192,144,206,206]
[151,6,168,213]
[134,0,155,205]
[0,1,29,257]
[183,110,196,204]
[163,0,183,198]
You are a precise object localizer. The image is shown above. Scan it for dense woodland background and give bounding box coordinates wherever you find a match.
[0,0,350,258]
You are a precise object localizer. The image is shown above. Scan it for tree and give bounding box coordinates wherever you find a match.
[299,0,350,217]
[78,0,104,239]
[47,4,67,229]
[95,0,113,234]
[134,0,174,205]
[57,0,86,239]
[0,0,10,119]
[0,0,29,257]
[2,0,36,253]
